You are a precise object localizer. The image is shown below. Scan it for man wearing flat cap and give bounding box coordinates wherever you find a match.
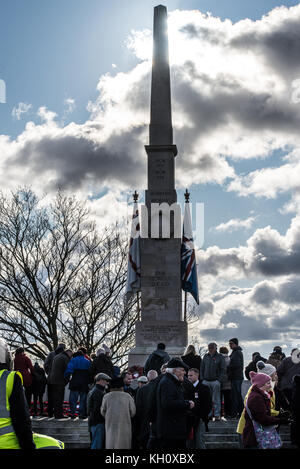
[87,372,111,449]
[156,357,194,449]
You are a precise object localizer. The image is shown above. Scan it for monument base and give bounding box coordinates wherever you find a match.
[128,320,188,368]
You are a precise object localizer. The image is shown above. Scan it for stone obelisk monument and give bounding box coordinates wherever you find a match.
[128,5,188,366]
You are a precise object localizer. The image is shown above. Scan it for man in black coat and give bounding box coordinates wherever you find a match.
[87,372,111,449]
[291,374,300,448]
[187,368,212,449]
[245,352,267,380]
[48,349,73,419]
[44,343,66,418]
[89,349,114,380]
[32,362,47,416]
[228,338,244,418]
[134,371,158,449]
[156,358,194,449]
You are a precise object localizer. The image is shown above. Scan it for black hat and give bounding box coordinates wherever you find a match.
[229,338,239,345]
[167,357,189,370]
[110,377,124,389]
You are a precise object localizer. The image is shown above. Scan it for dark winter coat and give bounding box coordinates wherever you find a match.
[44,345,65,377]
[291,375,300,447]
[242,385,281,448]
[32,364,47,396]
[228,346,244,381]
[64,355,92,393]
[144,349,170,375]
[13,353,34,388]
[245,355,267,380]
[156,372,190,440]
[200,352,226,383]
[87,383,106,429]
[181,353,201,371]
[48,352,70,386]
[267,353,282,370]
[182,376,196,435]
[192,381,212,425]
[90,354,114,380]
[135,382,156,444]
[277,356,300,391]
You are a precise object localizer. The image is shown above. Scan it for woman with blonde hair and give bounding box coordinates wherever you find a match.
[181,345,201,371]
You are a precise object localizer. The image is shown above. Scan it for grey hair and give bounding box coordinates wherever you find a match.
[147,370,158,380]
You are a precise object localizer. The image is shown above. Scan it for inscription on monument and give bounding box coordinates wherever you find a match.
[137,322,187,346]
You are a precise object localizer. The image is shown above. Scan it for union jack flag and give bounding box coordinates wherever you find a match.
[181,201,199,304]
[125,201,141,303]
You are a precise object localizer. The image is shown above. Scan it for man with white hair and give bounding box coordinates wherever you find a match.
[156,358,194,449]
[147,370,158,381]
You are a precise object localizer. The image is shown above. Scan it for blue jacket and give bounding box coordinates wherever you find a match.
[64,355,91,392]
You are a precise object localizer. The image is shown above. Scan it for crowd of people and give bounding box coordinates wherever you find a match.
[8,340,300,450]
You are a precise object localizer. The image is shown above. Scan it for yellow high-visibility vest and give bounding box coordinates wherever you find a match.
[0,369,64,449]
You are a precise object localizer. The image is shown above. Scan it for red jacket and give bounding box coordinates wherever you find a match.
[14,353,35,388]
[242,385,280,448]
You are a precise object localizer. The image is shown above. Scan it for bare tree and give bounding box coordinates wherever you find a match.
[0,188,137,364]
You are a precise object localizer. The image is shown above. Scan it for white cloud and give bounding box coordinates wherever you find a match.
[12,102,32,120]
[212,216,256,233]
[1,4,300,195]
[63,97,76,116]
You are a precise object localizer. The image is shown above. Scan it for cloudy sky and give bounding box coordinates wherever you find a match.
[1,0,300,362]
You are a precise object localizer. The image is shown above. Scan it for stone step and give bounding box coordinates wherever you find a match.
[31,419,292,449]
[206,442,241,449]
[32,425,89,435]
[33,432,90,442]
[31,417,88,425]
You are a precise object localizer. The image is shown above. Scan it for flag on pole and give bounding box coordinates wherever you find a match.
[125,198,141,303]
[181,198,199,304]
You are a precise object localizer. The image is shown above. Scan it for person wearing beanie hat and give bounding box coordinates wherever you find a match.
[256,360,277,377]
[249,371,271,388]
[137,376,148,388]
[241,370,290,448]
[236,365,286,442]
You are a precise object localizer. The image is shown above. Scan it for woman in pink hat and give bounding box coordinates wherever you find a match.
[242,371,289,449]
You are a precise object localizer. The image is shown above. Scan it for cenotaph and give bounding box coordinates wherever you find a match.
[128,5,187,366]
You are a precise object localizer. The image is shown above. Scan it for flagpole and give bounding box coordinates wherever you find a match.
[183,188,190,322]
[133,190,141,321]
[137,292,141,321]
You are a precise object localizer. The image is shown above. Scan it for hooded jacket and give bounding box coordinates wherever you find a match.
[90,354,114,380]
[144,349,170,375]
